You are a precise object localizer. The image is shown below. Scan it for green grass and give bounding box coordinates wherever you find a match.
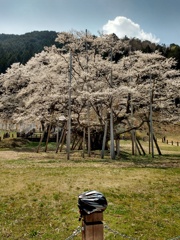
[0,138,180,239]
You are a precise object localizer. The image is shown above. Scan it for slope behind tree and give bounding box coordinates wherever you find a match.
[0,31,58,73]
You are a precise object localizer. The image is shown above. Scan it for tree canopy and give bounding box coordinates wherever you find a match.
[0,31,179,137]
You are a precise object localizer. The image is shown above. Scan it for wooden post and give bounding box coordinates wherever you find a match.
[116,139,120,156]
[56,122,66,153]
[85,29,91,158]
[82,212,104,240]
[59,128,66,152]
[56,124,60,149]
[153,135,162,155]
[73,137,82,150]
[45,123,52,152]
[37,129,46,153]
[149,74,154,158]
[110,49,115,160]
[130,95,135,155]
[67,51,72,160]
[78,139,83,150]
[82,127,86,158]
[101,120,108,159]
[71,134,78,150]
[135,139,142,155]
[136,138,146,155]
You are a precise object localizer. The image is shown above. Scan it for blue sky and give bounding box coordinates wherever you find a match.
[0,0,180,46]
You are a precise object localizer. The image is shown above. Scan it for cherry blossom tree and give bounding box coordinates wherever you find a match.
[0,31,179,157]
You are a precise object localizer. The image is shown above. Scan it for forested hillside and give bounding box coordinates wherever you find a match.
[125,37,180,69]
[0,31,180,74]
[0,31,58,73]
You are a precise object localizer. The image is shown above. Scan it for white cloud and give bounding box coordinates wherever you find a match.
[102,16,160,43]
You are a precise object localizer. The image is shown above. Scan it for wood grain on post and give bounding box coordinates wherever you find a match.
[82,212,104,240]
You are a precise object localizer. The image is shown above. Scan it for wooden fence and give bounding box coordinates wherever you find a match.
[162,138,179,146]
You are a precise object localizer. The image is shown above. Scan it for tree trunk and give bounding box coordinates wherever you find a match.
[90,131,105,150]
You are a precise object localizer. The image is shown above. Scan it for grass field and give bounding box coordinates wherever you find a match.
[0,139,180,240]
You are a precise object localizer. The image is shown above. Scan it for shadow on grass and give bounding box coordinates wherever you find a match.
[116,151,180,168]
[1,139,180,168]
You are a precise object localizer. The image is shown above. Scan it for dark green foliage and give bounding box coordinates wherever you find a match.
[127,38,180,69]
[0,31,58,73]
[128,38,157,52]
[164,43,180,69]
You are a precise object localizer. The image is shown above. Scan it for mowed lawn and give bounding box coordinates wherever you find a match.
[0,141,180,240]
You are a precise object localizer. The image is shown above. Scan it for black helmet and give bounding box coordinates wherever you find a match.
[78,190,108,215]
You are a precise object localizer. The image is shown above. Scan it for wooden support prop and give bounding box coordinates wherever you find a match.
[126,119,135,155]
[135,139,142,155]
[56,122,66,153]
[82,127,86,158]
[56,128,64,153]
[78,139,83,150]
[71,134,78,150]
[101,121,108,159]
[73,137,82,150]
[45,123,52,152]
[59,129,66,152]
[82,212,104,240]
[136,138,146,155]
[37,129,46,153]
[153,134,162,155]
[146,118,162,155]
[116,139,120,156]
